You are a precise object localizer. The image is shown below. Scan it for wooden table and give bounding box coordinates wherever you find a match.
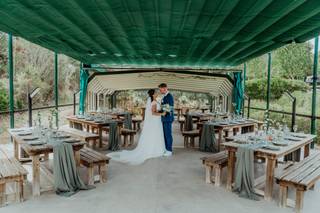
[67,116,123,147]
[8,128,86,197]
[207,120,260,151]
[223,133,316,201]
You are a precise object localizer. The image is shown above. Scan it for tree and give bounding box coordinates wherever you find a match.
[273,42,313,80]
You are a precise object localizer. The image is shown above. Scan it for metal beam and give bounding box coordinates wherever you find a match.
[311,36,318,148]
[54,52,59,128]
[8,34,14,128]
[266,52,272,129]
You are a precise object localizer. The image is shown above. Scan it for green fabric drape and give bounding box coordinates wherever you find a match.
[233,72,244,115]
[79,68,89,115]
[53,143,94,196]
[108,122,120,151]
[233,146,260,200]
[124,113,132,130]
[184,113,193,131]
[199,123,218,152]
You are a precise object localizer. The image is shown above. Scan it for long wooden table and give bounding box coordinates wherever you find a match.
[8,128,86,197]
[66,116,123,148]
[223,133,316,201]
[216,120,263,149]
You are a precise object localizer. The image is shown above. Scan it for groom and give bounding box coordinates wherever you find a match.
[159,83,174,156]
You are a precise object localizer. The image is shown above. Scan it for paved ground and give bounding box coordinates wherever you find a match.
[1,122,320,213]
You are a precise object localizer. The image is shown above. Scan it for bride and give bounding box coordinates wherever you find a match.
[107,89,166,165]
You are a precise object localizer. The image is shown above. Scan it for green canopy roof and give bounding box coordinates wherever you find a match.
[1,0,320,67]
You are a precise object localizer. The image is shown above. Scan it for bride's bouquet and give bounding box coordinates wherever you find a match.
[162,104,173,113]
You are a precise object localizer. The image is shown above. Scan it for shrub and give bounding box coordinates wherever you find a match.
[0,84,8,111]
[246,77,308,100]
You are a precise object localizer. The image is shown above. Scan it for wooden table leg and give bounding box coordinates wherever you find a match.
[264,157,276,201]
[32,155,41,197]
[226,150,236,191]
[98,127,103,148]
[74,150,80,167]
[14,139,19,160]
[304,144,310,158]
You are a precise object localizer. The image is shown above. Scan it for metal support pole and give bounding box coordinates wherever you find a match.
[54,52,59,128]
[266,52,272,129]
[292,97,297,132]
[73,93,77,115]
[28,94,32,127]
[311,36,318,148]
[8,34,14,128]
[247,97,251,119]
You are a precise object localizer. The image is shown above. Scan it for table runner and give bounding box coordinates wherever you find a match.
[53,143,94,196]
[184,113,193,131]
[108,122,120,151]
[233,144,261,200]
[199,123,218,152]
[124,113,132,130]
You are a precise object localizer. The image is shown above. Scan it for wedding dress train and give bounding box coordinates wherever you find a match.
[107,98,166,165]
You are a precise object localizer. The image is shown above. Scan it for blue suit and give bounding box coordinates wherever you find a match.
[161,93,174,152]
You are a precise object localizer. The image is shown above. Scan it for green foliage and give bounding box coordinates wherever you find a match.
[0,82,8,111]
[273,43,313,80]
[246,77,308,100]
[246,42,313,80]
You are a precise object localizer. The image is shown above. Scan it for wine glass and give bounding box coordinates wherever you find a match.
[293,125,298,133]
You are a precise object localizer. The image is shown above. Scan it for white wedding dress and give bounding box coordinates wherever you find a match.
[107,98,166,165]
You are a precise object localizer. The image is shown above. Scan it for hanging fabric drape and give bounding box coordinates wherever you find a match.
[79,68,89,114]
[233,72,244,115]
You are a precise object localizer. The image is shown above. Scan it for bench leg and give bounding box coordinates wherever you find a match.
[19,178,24,202]
[123,136,128,147]
[190,137,195,148]
[0,182,5,206]
[279,185,288,208]
[295,189,304,213]
[214,166,222,187]
[99,164,107,183]
[88,166,94,185]
[130,135,134,146]
[184,137,188,148]
[205,165,212,184]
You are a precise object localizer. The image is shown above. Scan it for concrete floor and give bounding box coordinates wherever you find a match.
[1,123,320,213]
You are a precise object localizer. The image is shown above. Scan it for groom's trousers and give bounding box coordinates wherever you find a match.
[163,121,173,152]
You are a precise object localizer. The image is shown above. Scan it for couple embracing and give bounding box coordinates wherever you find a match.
[108,83,174,165]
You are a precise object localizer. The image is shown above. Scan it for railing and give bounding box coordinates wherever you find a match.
[0,103,77,115]
[245,106,320,120]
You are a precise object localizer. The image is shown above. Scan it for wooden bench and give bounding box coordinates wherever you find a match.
[60,125,99,147]
[0,149,28,206]
[120,128,137,147]
[275,152,320,213]
[201,151,228,187]
[182,130,200,148]
[80,147,110,185]
[132,118,143,131]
